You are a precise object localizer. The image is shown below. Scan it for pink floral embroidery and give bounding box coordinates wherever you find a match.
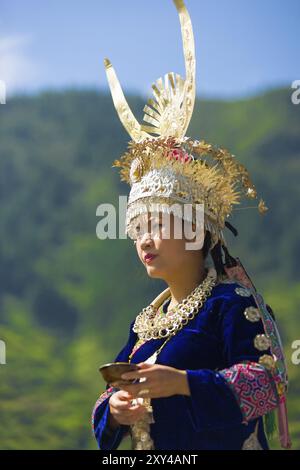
[167,148,192,164]
[91,386,115,432]
[219,361,280,423]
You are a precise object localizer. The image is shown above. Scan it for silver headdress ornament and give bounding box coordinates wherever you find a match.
[104,0,268,250]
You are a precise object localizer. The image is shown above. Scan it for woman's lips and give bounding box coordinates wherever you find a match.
[144,254,157,264]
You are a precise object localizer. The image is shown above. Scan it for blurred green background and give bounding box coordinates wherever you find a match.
[0,87,299,449]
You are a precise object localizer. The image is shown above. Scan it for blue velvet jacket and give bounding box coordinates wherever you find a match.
[91,280,281,450]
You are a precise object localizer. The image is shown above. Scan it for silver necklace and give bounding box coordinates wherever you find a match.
[132,267,217,341]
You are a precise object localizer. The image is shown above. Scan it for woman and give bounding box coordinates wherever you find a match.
[92,213,289,450]
[92,0,290,450]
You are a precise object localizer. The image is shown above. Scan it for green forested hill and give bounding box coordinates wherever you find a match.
[0,87,299,449]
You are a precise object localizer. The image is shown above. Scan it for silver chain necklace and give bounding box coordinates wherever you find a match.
[132,267,217,341]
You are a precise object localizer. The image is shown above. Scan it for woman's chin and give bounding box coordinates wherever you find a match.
[145,266,162,278]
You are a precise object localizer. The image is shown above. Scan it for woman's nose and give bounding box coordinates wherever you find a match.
[140,232,154,249]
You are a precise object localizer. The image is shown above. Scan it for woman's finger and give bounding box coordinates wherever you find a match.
[112,399,133,410]
[115,390,134,400]
[121,364,153,380]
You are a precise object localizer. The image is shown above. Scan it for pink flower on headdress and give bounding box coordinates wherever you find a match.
[167,148,192,164]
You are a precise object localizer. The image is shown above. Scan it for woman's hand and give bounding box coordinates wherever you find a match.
[113,363,191,399]
[108,389,148,426]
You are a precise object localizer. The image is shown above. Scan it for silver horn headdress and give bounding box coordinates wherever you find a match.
[104,0,267,249]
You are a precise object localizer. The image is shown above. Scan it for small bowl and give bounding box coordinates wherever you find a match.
[99,362,140,386]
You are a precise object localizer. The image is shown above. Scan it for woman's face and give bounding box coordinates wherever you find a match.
[134,212,204,282]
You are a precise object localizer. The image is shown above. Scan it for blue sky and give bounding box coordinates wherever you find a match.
[1,0,299,99]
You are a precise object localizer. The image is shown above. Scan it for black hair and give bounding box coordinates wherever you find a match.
[202,230,212,260]
[202,224,239,277]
